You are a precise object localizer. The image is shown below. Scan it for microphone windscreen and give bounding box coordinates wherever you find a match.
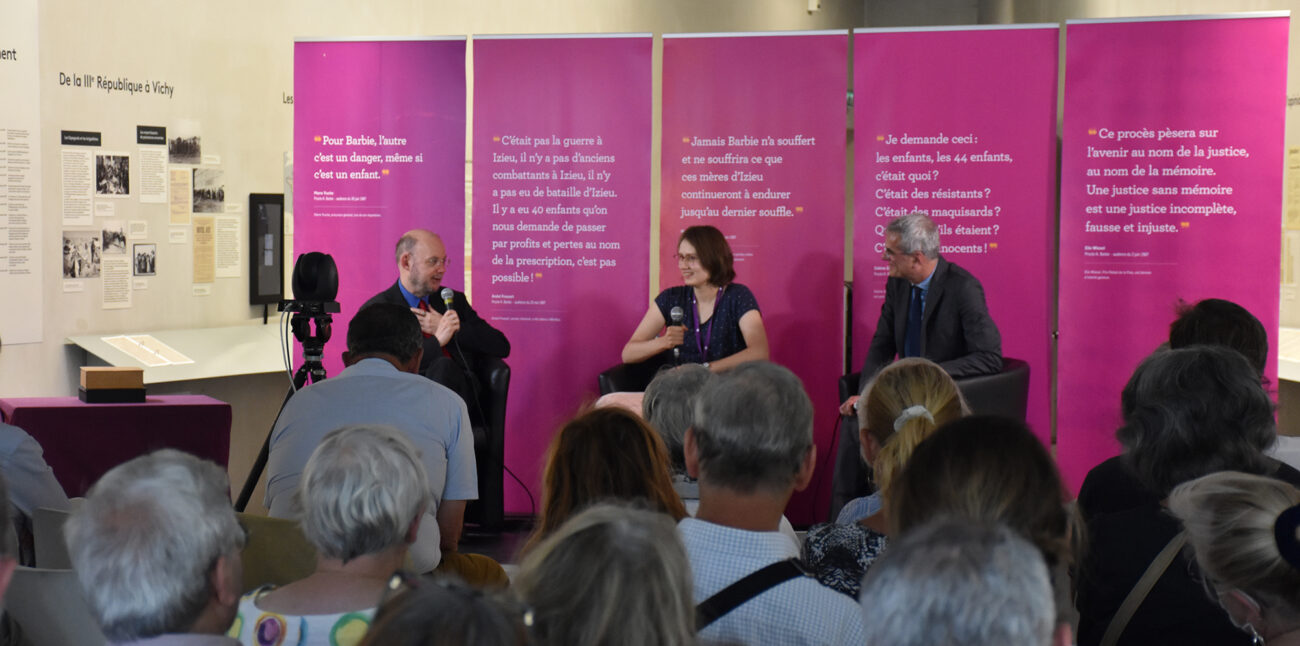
[440,287,455,307]
[670,306,684,324]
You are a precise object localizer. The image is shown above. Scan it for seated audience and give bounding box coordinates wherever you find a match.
[358,576,530,646]
[265,303,485,579]
[861,518,1068,646]
[523,407,686,553]
[1166,297,1267,374]
[64,450,245,645]
[1169,471,1300,646]
[516,503,695,646]
[230,425,427,646]
[1076,346,1299,646]
[0,473,21,645]
[802,357,965,596]
[642,363,713,499]
[1164,297,1300,470]
[889,415,1075,628]
[642,365,800,546]
[0,337,70,564]
[683,361,865,645]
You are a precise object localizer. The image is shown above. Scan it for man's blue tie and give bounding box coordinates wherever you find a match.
[904,286,923,358]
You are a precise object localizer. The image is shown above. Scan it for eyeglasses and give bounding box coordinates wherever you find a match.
[673,253,700,266]
[882,246,911,259]
[424,256,451,267]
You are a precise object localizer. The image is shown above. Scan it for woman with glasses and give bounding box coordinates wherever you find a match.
[621,225,768,372]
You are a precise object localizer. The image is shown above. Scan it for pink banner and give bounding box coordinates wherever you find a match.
[852,27,1058,445]
[1058,16,1288,490]
[661,32,846,525]
[472,36,652,514]
[294,39,466,376]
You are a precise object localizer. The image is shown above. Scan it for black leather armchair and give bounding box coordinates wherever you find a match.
[597,351,673,395]
[465,357,509,529]
[837,357,1031,421]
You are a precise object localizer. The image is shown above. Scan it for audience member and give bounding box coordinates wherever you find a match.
[358,576,529,646]
[1164,297,1300,470]
[643,363,713,482]
[682,361,865,645]
[641,366,801,546]
[64,450,245,645]
[0,336,70,564]
[803,357,965,596]
[265,303,483,577]
[1076,346,1298,645]
[517,503,694,646]
[890,415,1075,627]
[0,473,19,646]
[1167,297,1268,374]
[861,518,1068,646]
[523,407,685,553]
[1169,471,1300,646]
[231,425,425,646]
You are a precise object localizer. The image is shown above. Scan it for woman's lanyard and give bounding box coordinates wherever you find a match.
[692,286,725,360]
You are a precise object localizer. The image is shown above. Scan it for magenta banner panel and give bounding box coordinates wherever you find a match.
[294,39,466,376]
[852,27,1058,445]
[1058,15,1288,490]
[473,36,652,514]
[661,32,846,525]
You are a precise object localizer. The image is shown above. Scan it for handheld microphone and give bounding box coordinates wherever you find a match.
[440,287,455,308]
[669,306,684,363]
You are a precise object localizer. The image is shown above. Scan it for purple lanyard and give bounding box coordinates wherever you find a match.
[692,286,724,360]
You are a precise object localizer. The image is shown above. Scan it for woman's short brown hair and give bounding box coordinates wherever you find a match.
[679,225,736,286]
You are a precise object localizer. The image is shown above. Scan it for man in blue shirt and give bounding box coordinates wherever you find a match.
[680,361,866,645]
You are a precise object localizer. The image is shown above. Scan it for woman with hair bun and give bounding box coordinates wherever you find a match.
[801,357,966,597]
[1169,471,1300,646]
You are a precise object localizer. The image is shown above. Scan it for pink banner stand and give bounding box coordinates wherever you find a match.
[294,39,467,376]
[852,26,1058,447]
[661,32,847,524]
[1058,15,1288,490]
[472,35,653,514]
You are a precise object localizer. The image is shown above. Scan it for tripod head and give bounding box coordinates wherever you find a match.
[281,251,341,387]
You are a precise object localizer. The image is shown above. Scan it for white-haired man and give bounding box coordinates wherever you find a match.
[861,518,1070,646]
[65,450,245,645]
[680,361,865,645]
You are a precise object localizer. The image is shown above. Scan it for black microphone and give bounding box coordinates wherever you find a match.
[670,306,684,363]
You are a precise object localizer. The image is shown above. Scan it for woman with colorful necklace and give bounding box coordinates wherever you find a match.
[621,225,768,372]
